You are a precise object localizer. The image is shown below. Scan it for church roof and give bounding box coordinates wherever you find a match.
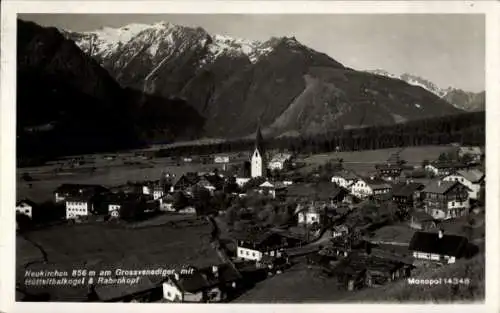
[254,123,265,155]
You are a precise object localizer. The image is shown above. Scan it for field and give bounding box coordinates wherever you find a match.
[16,221,220,300]
[17,155,224,203]
[233,263,352,302]
[301,145,455,174]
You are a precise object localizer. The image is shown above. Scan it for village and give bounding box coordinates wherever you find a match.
[15,126,485,302]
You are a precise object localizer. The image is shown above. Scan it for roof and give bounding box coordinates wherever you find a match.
[422,180,461,194]
[410,211,435,222]
[429,162,466,169]
[174,173,200,187]
[392,182,425,197]
[16,199,37,207]
[331,170,359,181]
[286,182,348,200]
[173,264,241,293]
[254,123,265,155]
[408,231,468,257]
[454,169,485,183]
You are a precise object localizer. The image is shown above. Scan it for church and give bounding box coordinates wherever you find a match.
[251,124,266,178]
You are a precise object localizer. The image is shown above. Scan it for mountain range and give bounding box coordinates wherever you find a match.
[18,19,474,159]
[17,19,204,160]
[62,21,465,139]
[367,69,485,112]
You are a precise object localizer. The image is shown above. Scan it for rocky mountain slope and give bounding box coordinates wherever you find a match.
[17,19,204,159]
[367,69,485,112]
[63,22,463,139]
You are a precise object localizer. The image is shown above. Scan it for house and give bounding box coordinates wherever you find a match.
[408,211,437,230]
[443,169,485,200]
[54,184,108,203]
[332,253,413,290]
[65,194,95,220]
[257,180,287,199]
[351,177,391,199]
[422,180,470,220]
[162,264,242,303]
[331,225,349,238]
[234,231,300,262]
[457,146,483,163]
[235,177,251,188]
[331,170,359,189]
[268,153,292,171]
[16,199,36,219]
[251,124,267,178]
[391,181,425,211]
[376,164,403,181]
[297,204,325,226]
[425,162,467,177]
[408,230,469,264]
[173,172,200,191]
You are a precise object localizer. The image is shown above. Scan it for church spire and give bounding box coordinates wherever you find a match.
[255,121,264,155]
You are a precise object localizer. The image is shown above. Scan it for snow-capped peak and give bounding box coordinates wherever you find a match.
[367,69,448,98]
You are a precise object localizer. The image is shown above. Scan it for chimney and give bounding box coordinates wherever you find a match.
[438,229,444,239]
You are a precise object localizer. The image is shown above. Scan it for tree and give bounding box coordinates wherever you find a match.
[422,159,430,168]
[192,186,212,216]
[172,191,190,211]
[461,153,474,164]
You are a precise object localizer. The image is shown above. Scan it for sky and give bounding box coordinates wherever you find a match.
[19,14,485,92]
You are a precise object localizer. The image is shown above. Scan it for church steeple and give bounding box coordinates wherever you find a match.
[250,121,266,178]
[255,122,264,156]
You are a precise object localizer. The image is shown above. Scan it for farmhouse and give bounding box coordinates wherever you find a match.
[173,172,200,191]
[16,199,36,219]
[234,231,298,262]
[443,169,484,200]
[332,253,414,291]
[268,153,292,171]
[331,225,349,238]
[422,180,470,220]
[257,180,287,199]
[54,184,108,203]
[376,164,403,181]
[297,203,325,226]
[162,264,242,303]
[351,177,391,199]
[408,230,469,264]
[331,170,359,189]
[391,181,425,211]
[425,162,467,177]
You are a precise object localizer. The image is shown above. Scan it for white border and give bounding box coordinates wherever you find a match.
[1,1,499,313]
